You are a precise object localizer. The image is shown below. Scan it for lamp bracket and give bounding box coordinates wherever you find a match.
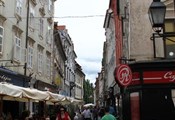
[151,32,175,41]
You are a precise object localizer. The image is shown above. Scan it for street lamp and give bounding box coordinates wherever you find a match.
[148,0,166,33]
[149,0,175,59]
[148,0,168,58]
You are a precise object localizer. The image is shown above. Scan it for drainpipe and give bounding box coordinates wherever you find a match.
[25,0,30,112]
[24,0,29,77]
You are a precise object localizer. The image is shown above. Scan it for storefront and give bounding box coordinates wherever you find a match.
[116,60,175,120]
[0,67,30,119]
[0,67,29,86]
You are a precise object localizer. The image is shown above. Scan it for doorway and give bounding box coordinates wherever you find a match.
[141,89,175,120]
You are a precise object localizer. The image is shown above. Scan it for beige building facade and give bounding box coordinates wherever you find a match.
[75,61,84,100]
[0,0,56,86]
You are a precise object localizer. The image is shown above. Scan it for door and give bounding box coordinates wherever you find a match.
[141,89,175,120]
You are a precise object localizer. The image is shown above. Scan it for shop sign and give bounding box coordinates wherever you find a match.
[143,71,175,84]
[0,74,11,82]
[115,64,132,87]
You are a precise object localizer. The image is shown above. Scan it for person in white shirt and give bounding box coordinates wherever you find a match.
[82,107,92,120]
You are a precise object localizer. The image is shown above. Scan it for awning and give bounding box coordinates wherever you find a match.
[21,87,50,101]
[46,91,65,104]
[0,82,27,102]
[0,82,83,104]
[83,103,95,107]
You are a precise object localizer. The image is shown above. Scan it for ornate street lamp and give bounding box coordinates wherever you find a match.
[148,0,168,58]
[148,0,166,33]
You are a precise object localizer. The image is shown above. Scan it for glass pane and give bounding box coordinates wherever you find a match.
[0,45,2,52]
[130,92,140,120]
[0,38,2,44]
[172,89,175,106]
[0,28,3,35]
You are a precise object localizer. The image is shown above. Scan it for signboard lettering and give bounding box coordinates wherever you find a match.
[0,74,11,81]
[164,72,175,82]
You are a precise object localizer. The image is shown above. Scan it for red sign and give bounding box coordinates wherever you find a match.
[130,71,175,85]
[116,64,132,87]
[143,71,175,84]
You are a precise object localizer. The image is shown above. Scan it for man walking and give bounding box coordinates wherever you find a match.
[101,106,117,120]
[82,107,92,120]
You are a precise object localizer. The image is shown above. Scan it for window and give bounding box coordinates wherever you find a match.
[46,53,51,77]
[28,41,34,68]
[172,89,175,106]
[46,24,52,46]
[48,0,53,12]
[130,92,140,120]
[0,26,4,54]
[29,6,35,27]
[39,0,46,6]
[37,46,43,73]
[142,89,175,120]
[14,36,21,61]
[39,18,44,36]
[165,19,175,58]
[16,0,23,15]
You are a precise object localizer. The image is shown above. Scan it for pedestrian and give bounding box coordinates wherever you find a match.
[74,109,83,120]
[109,105,115,116]
[101,106,116,120]
[98,107,105,120]
[6,112,12,120]
[74,112,78,120]
[92,106,98,120]
[82,107,92,120]
[56,106,71,120]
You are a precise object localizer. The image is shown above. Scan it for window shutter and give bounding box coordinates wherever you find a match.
[0,26,4,54]
[13,36,21,62]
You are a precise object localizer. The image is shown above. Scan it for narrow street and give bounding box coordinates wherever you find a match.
[0,0,175,120]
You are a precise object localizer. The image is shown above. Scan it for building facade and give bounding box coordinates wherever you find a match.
[0,0,57,118]
[53,22,67,94]
[100,0,175,120]
[0,0,57,87]
[74,61,85,100]
[56,25,77,97]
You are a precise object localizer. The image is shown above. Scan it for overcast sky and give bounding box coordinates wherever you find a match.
[54,0,109,84]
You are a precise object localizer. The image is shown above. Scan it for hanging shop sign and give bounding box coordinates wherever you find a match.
[115,64,132,87]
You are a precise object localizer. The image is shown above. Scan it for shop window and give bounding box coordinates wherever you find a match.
[142,89,175,120]
[171,89,175,106]
[130,92,140,120]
